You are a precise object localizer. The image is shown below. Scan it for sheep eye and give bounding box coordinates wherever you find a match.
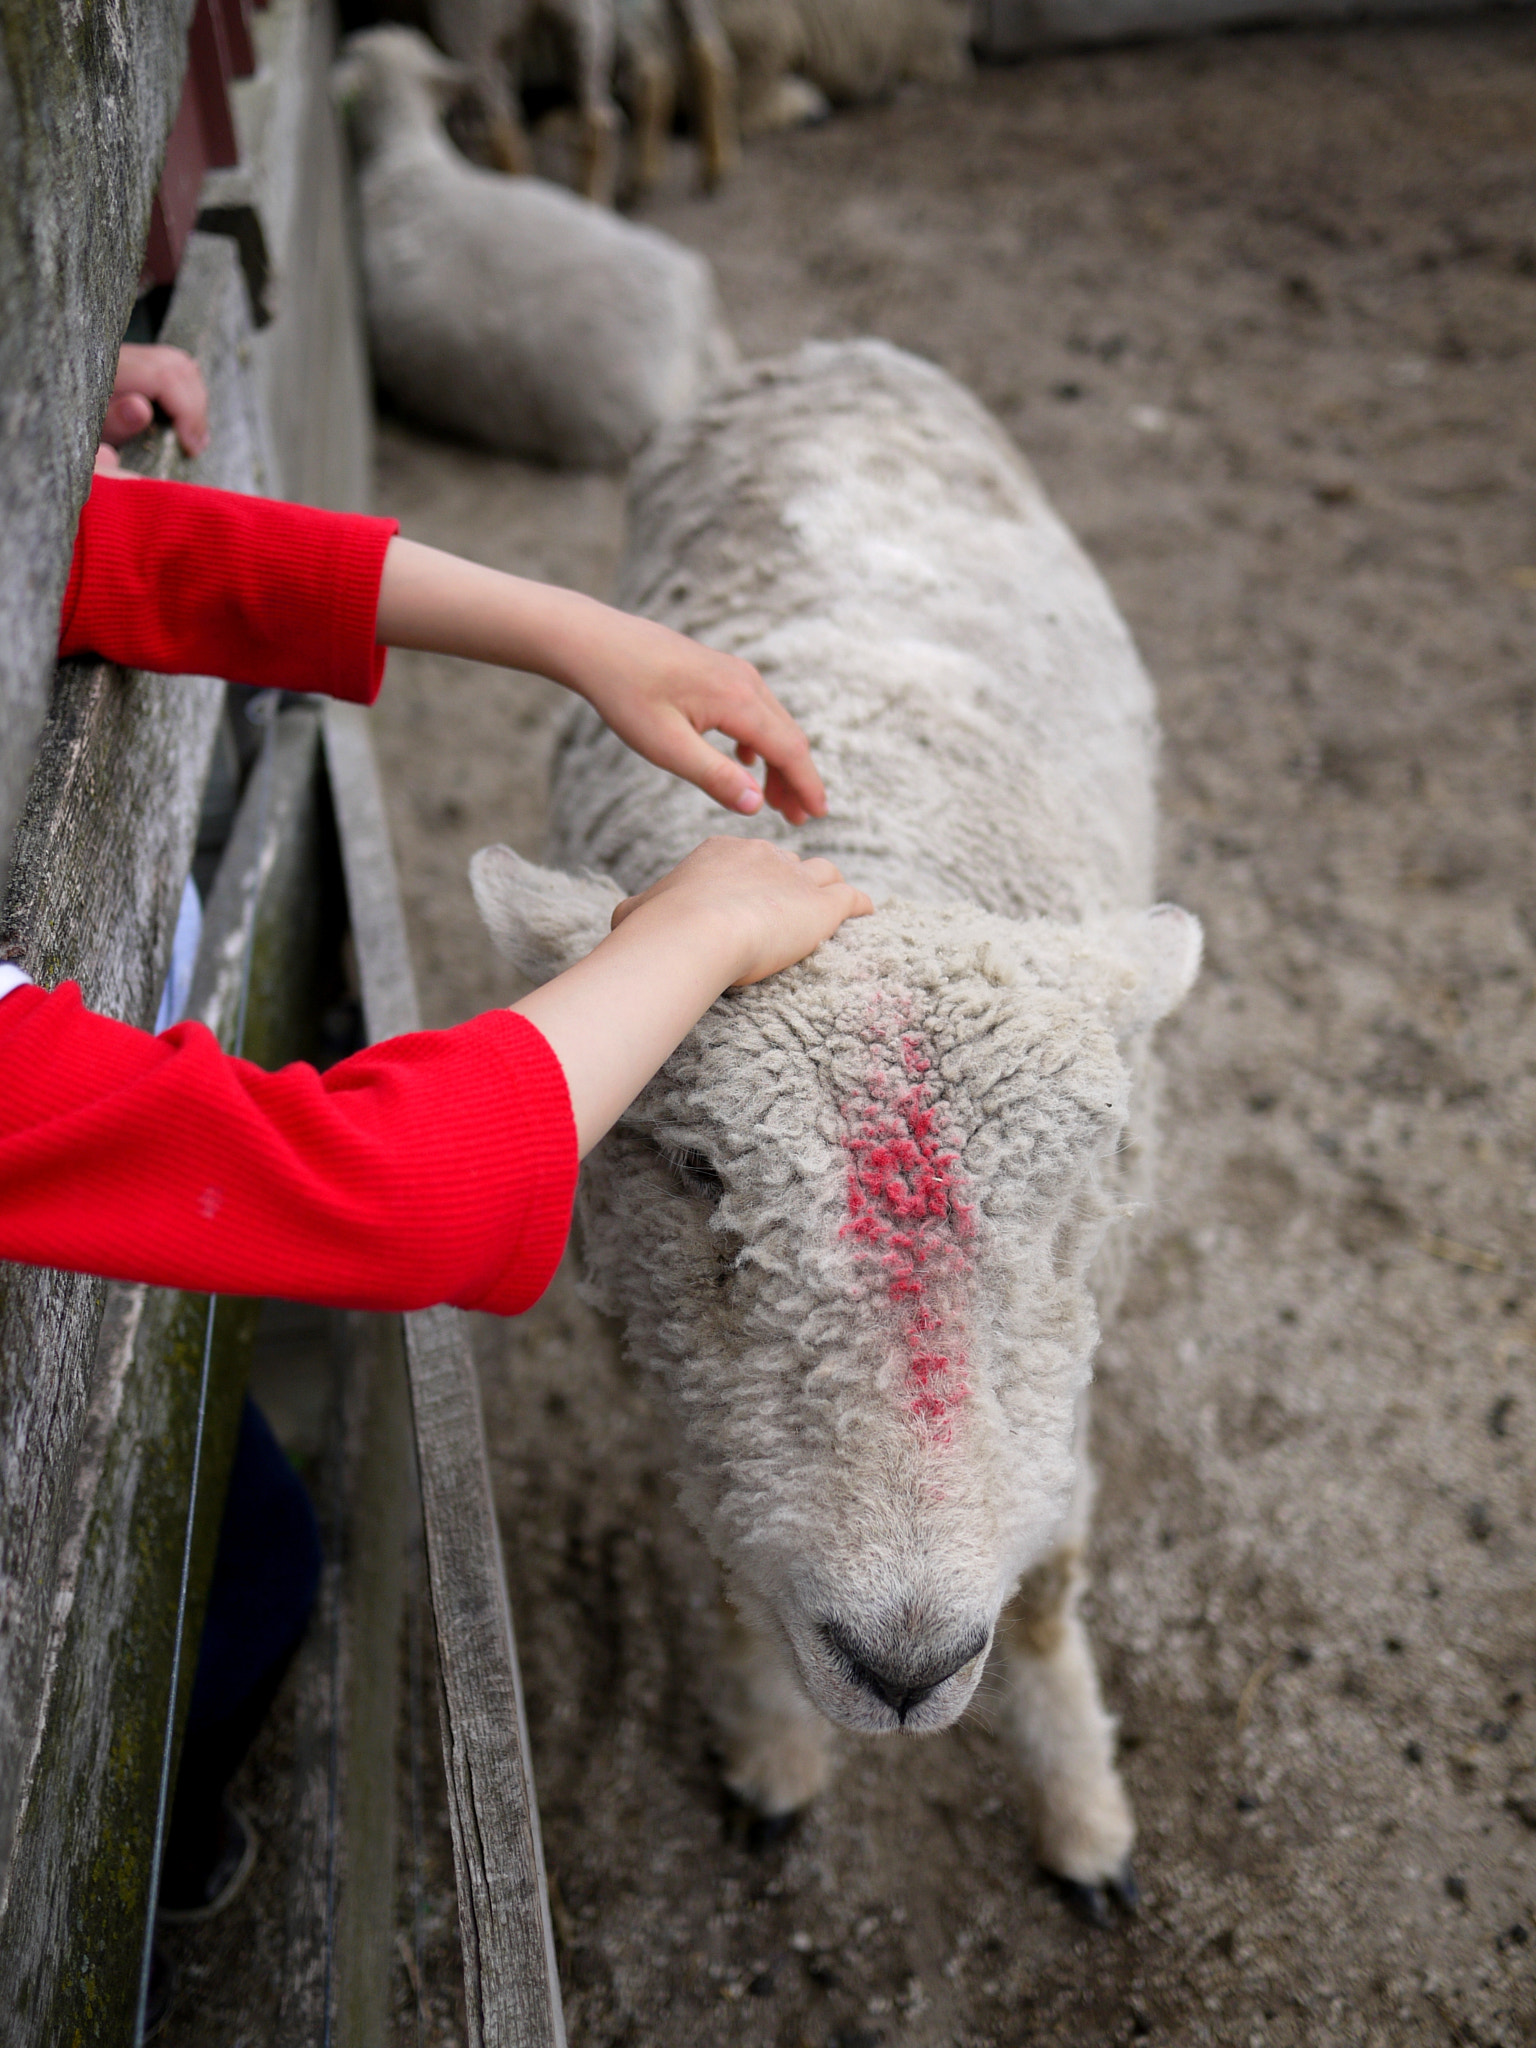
[661,1145,725,1202]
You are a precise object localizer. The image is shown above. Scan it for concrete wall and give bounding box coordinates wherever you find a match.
[974,0,1525,58]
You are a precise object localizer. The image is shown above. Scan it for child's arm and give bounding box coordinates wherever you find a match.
[60,480,825,826]
[0,841,869,1310]
[375,537,823,825]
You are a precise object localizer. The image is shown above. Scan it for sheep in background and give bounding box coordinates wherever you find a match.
[428,0,621,200]
[719,0,971,135]
[334,28,736,469]
[472,340,1200,1915]
[615,0,739,194]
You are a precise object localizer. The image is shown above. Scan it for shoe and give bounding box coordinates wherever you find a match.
[157,1799,259,1923]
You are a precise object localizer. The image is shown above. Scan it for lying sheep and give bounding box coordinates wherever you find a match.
[334,27,736,470]
[473,341,1200,1914]
[719,0,971,134]
[428,0,621,200]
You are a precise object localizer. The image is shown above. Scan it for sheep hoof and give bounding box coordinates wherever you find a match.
[1109,1859,1141,1914]
[1050,1858,1139,1929]
[1054,1876,1113,1928]
[722,1791,799,1854]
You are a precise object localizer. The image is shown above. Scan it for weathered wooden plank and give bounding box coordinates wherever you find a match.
[0,230,274,1888]
[331,1310,410,2048]
[0,706,333,2044]
[972,0,1514,59]
[323,700,567,2048]
[0,0,197,889]
[279,1308,411,2048]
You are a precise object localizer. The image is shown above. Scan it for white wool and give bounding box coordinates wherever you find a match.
[334,26,736,468]
[472,340,1199,1774]
[719,0,970,132]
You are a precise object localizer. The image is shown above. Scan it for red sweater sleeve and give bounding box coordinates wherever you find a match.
[58,475,399,705]
[0,984,577,1316]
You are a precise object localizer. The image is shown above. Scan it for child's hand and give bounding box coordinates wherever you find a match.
[564,610,826,826]
[101,345,211,458]
[609,837,872,986]
[515,839,871,1156]
[375,539,828,825]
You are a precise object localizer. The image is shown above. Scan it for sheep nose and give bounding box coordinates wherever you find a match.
[820,1619,988,1724]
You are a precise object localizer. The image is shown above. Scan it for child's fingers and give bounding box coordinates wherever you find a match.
[796,856,846,889]
[729,875,873,986]
[113,344,211,457]
[663,720,770,815]
[158,355,211,456]
[715,692,826,821]
[100,393,155,445]
[761,762,810,827]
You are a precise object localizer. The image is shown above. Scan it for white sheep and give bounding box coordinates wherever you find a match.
[719,0,972,135]
[472,340,1200,1915]
[334,27,736,470]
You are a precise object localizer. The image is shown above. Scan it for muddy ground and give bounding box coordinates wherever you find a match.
[169,14,1536,2046]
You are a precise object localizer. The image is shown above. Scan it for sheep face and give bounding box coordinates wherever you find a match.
[473,847,1200,1740]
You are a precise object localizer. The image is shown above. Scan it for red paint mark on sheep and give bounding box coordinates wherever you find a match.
[839,997,975,1443]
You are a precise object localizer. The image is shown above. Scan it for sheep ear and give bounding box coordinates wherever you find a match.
[469,845,625,984]
[1079,903,1203,1040]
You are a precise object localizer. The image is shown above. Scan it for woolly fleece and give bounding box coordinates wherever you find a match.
[472,340,1200,1745]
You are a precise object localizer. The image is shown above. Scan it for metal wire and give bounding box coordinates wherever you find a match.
[134,691,278,2046]
[407,1506,428,2048]
[321,1354,344,2048]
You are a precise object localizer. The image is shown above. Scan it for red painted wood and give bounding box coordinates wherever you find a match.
[141,0,241,289]
[210,0,257,81]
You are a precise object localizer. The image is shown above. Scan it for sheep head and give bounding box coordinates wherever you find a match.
[332,26,474,158]
[473,845,1199,1736]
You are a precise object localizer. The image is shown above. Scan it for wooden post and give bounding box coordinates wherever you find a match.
[324,702,568,2048]
[0,0,196,892]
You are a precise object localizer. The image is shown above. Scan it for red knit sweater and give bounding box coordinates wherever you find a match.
[0,475,577,1316]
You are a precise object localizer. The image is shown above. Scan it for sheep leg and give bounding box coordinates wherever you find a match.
[672,0,738,187]
[998,1432,1136,1911]
[627,43,675,194]
[485,99,534,173]
[713,1599,834,1822]
[560,0,622,204]
[688,26,738,188]
[428,0,533,172]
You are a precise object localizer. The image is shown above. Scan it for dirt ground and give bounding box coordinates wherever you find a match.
[288,15,1536,2046]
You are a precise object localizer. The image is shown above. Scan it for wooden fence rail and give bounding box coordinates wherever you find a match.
[326,702,568,2048]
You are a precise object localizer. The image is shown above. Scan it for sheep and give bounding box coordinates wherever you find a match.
[471,340,1201,1915]
[718,0,972,135]
[334,27,737,471]
[427,0,622,201]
